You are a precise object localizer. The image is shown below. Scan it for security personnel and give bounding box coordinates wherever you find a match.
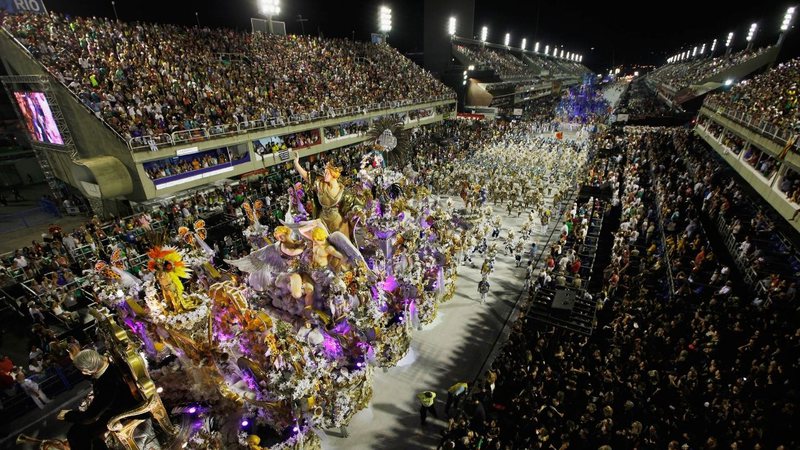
[416,390,438,426]
[445,382,468,415]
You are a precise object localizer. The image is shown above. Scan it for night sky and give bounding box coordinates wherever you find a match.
[26,0,800,72]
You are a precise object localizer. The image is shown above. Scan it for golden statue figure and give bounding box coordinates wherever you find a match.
[293,151,361,239]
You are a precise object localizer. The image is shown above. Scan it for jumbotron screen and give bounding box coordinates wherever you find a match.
[13,91,64,145]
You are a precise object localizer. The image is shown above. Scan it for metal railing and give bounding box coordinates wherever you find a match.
[702,100,799,150]
[129,94,456,151]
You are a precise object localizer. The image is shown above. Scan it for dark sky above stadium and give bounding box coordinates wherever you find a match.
[41,0,799,72]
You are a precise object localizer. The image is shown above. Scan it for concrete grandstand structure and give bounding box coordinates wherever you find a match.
[449,37,591,112]
[0,17,457,216]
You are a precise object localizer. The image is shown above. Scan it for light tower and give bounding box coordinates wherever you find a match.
[258,0,280,34]
[378,6,392,38]
[746,23,757,51]
[779,6,797,46]
[725,32,734,57]
[448,16,456,37]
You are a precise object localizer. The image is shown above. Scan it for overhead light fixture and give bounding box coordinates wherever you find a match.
[746,22,757,42]
[378,6,392,33]
[782,7,795,31]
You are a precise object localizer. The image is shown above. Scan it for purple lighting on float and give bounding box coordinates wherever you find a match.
[188,406,197,414]
[383,274,398,292]
[321,332,343,359]
[332,320,351,335]
[241,419,249,427]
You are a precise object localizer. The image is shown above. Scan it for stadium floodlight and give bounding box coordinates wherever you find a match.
[534,42,540,52]
[259,0,280,16]
[724,79,734,86]
[468,65,475,70]
[725,32,734,47]
[480,26,488,42]
[560,49,564,58]
[544,44,549,55]
[700,43,706,54]
[710,38,717,53]
[779,6,796,45]
[504,33,510,47]
[258,0,280,34]
[378,6,392,34]
[782,6,795,31]
[692,46,697,57]
[579,55,582,62]
[521,38,526,50]
[746,22,757,50]
[746,23,757,41]
[448,16,456,36]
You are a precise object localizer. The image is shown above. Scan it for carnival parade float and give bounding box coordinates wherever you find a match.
[58,129,464,449]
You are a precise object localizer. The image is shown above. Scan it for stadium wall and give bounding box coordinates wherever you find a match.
[0,31,142,205]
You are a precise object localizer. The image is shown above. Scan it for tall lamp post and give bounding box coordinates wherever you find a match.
[480,26,488,45]
[259,0,281,35]
[448,16,456,38]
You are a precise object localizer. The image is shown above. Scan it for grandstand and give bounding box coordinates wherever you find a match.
[0,12,456,214]
[450,37,590,111]
[694,57,800,232]
[645,46,779,108]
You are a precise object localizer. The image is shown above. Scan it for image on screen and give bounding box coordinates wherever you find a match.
[13,91,64,145]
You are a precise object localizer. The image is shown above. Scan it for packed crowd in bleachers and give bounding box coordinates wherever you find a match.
[648,48,769,92]
[456,45,533,78]
[1,12,451,143]
[705,57,800,131]
[439,126,798,450]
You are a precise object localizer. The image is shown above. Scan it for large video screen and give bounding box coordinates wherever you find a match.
[13,91,64,145]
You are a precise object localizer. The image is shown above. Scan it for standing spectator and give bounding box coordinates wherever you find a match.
[16,372,51,408]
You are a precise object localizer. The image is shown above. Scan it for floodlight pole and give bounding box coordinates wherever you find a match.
[778,6,797,46]
[111,1,118,21]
